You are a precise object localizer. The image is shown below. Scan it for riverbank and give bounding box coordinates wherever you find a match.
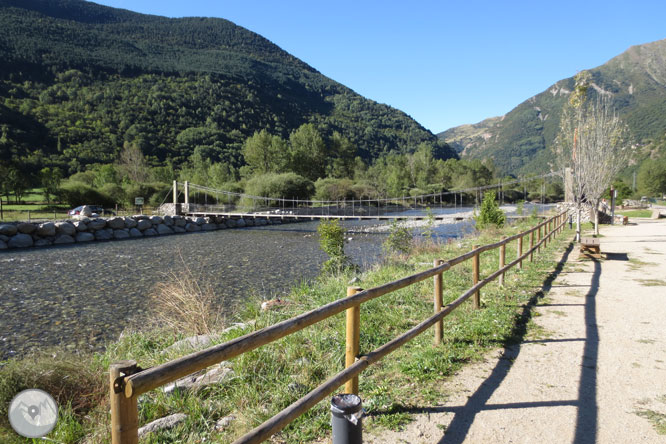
[0,214,572,443]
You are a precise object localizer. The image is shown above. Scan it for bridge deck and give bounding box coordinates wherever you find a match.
[185,211,467,221]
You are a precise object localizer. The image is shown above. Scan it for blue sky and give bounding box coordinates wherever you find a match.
[92,0,666,134]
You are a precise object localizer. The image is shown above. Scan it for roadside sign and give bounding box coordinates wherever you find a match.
[135,197,144,206]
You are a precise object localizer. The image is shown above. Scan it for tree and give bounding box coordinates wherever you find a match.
[40,167,63,204]
[637,157,666,196]
[554,71,631,238]
[117,141,149,183]
[288,124,327,180]
[475,191,506,229]
[242,130,288,174]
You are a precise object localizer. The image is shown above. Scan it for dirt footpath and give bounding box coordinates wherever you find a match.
[367,218,666,444]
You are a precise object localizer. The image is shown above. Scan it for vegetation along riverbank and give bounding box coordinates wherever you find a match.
[0,211,572,443]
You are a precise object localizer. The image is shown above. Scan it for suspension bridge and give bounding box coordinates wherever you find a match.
[160,172,562,222]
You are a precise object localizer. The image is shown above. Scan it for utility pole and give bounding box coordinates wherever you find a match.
[633,171,637,192]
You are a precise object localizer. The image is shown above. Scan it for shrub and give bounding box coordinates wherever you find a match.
[58,180,115,207]
[351,181,379,200]
[122,182,171,207]
[475,191,506,229]
[242,173,314,208]
[317,219,355,274]
[383,220,413,256]
[314,177,355,201]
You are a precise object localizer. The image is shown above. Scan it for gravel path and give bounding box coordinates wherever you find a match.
[367,218,666,443]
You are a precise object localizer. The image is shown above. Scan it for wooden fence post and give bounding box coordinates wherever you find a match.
[537,224,542,254]
[473,245,480,309]
[345,287,362,394]
[433,259,443,345]
[110,361,139,444]
[530,230,535,262]
[499,237,506,287]
[517,235,523,270]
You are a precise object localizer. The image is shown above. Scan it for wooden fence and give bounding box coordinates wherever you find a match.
[109,211,568,444]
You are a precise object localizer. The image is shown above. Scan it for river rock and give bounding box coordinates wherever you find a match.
[150,216,163,225]
[107,217,125,230]
[76,232,95,242]
[257,219,268,226]
[235,218,246,228]
[34,238,53,247]
[143,228,158,236]
[173,216,187,227]
[9,233,33,248]
[54,234,75,244]
[95,229,113,241]
[73,221,88,232]
[163,334,215,354]
[163,216,174,226]
[226,219,236,228]
[172,226,186,233]
[156,224,173,235]
[194,217,206,225]
[128,228,143,237]
[138,413,187,438]
[56,222,76,236]
[137,219,152,231]
[163,364,234,395]
[124,217,138,229]
[0,224,17,236]
[80,205,93,217]
[87,219,107,231]
[215,415,236,431]
[245,219,255,227]
[0,240,6,249]
[185,223,201,232]
[201,223,216,231]
[114,229,130,239]
[36,222,56,237]
[0,234,8,242]
[17,223,37,234]
[216,223,227,230]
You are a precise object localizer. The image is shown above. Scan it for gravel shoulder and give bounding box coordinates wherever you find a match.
[366,218,666,443]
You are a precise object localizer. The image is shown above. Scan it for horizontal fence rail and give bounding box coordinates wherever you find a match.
[110,210,569,444]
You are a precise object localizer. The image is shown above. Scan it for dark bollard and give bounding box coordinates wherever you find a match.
[569,215,573,230]
[331,393,363,444]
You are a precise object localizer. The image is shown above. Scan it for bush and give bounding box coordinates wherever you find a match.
[242,173,314,208]
[58,181,115,207]
[314,177,355,201]
[383,220,413,256]
[351,181,379,200]
[475,191,506,229]
[122,182,171,207]
[317,219,355,274]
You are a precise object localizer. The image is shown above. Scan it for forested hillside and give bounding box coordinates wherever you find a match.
[0,0,454,182]
[439,39,666,177]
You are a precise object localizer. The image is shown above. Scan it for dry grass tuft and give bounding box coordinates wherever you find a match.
[151,264,221,335]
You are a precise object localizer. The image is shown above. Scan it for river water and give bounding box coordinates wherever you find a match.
[0,205,545,359]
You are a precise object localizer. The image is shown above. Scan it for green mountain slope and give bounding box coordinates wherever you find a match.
[0,0,455,175]
[439,39,666,175]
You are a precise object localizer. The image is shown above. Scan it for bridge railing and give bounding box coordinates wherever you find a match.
[109,210,568,444]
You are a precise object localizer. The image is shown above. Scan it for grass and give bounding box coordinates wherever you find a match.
[616,209,653,218]
[637,279,666,286]
[0,217,574,443]
[635,409,666,435]
[627,258,657,271]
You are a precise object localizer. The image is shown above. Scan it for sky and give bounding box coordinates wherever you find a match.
[91,0,666,134]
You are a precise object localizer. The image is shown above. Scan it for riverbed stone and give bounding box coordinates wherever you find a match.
[173,216,187,227]
[226,219,236,228]
[150,216,163,225]
[129,228,143,237]
[114,229,130,240]
[0,234,7,242]
[185,223,200,232]
[124,217,138,228]
[95,229,113,241]
[87,219,107,231]
[163,364,234,395]
[245,219,255,227]
[73,220,88,232]
[76,232,95,242]
[137,219,152,231]
[0,240,6,249]
[163,216,174,226]
[17,222,37,234]
[235,218,246,228]
[201,223,216,231]
[143,228,158,236]
[34,238,52,247]
[9,233,33,248]
[194,217,206,225]
[107,217,125,230]
[54,234,75,244]
[216,223,227,230]
[215,415,236,431]
[138,413,187,439]
[172,226,186,234]
[0,224,17,236]
[56,222,76,236]
[35,222,56,237]
[156,224,173,235]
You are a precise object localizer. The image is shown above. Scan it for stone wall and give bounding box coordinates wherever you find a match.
[0,214,291,250]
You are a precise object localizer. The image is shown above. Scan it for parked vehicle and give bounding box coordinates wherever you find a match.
[68,205,116,217]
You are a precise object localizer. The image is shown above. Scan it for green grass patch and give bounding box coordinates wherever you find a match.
[637,279,666,287]
[635,409,666,435]
[0,219,574,443]
[616,209,653,218]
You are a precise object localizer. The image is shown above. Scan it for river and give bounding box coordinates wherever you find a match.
[0,204,546,359]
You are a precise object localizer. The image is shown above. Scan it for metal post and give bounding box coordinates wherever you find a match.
[331,394,362,444]
[184,181,189,205]
[110,361,139,444]
[473,245,480,309]
[173,180,178,204]
[499,236,506,287]
[345,287,362,394]
[433,259,443,345]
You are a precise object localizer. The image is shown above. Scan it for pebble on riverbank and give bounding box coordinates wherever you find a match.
[0,215,299,251]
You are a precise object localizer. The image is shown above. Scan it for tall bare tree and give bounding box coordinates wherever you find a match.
[117,141,149,183]
[555,71,631,239]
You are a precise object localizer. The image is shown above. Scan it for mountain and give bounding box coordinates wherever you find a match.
[439,39,666,175]
[0,0,455,175]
